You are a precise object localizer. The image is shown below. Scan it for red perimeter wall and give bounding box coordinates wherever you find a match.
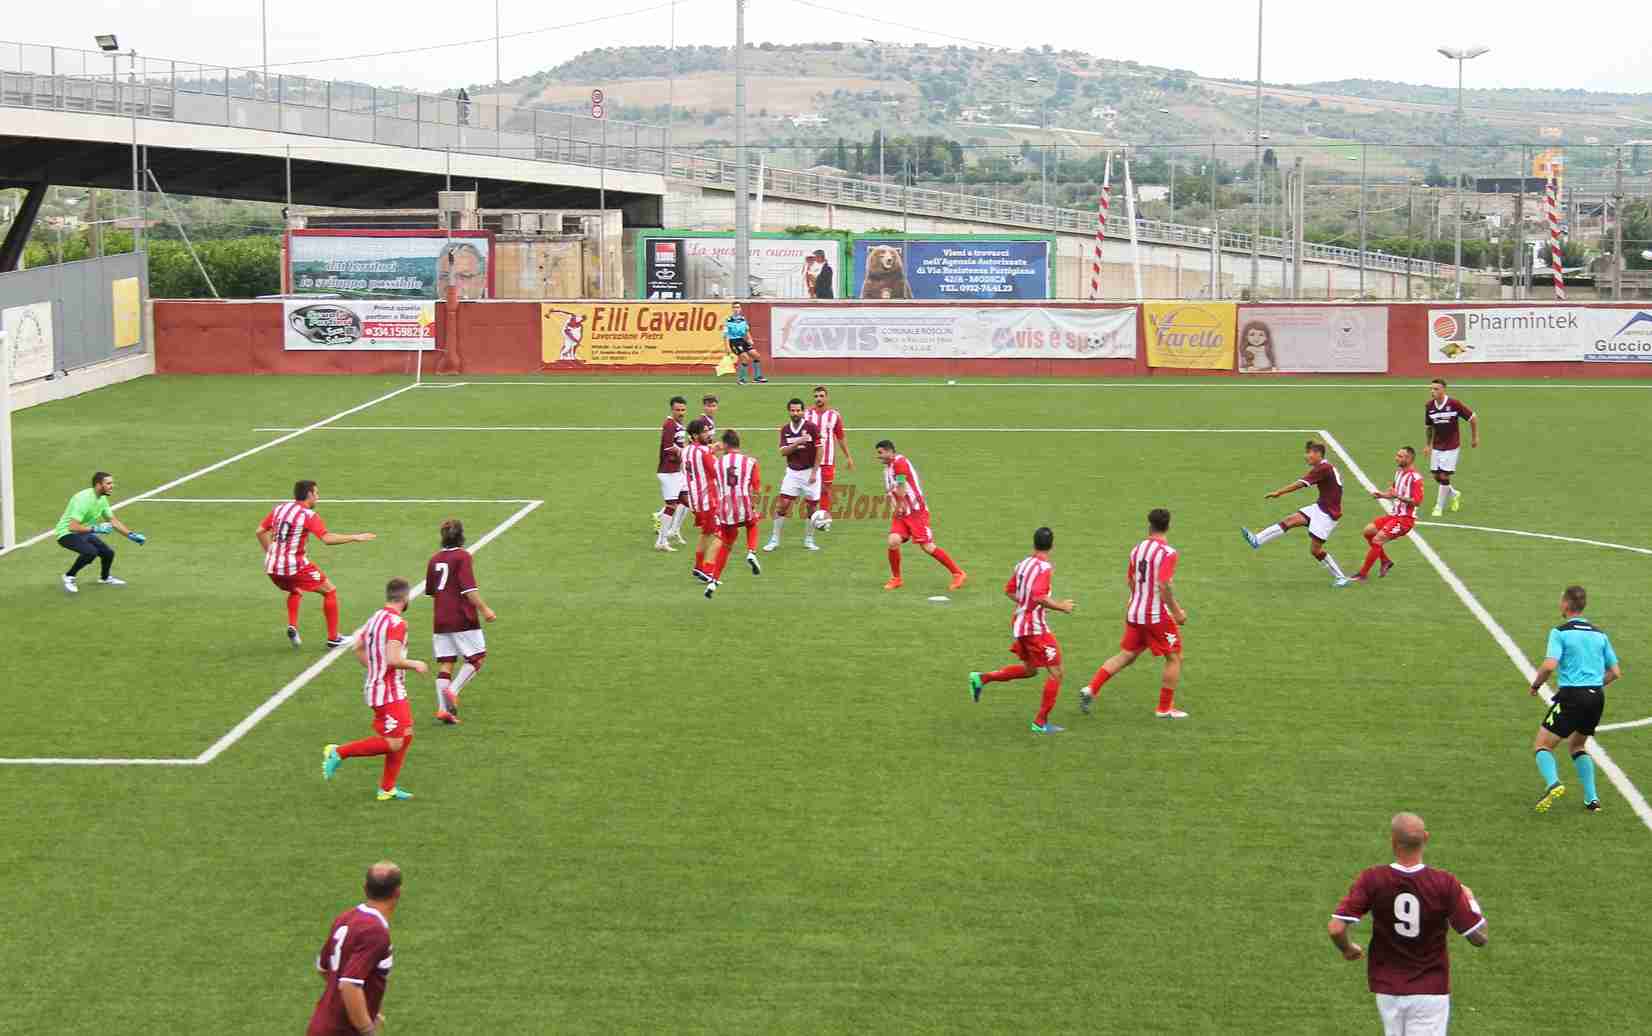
[155,300,1652,379]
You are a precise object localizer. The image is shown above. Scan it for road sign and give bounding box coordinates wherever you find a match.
[591,101,604,120]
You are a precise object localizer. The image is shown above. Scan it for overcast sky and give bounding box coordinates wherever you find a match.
[31,0,1652,97]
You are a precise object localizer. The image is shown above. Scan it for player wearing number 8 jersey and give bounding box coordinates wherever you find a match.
[1350,447,1426,584]
[257,480,376,649]
[967,527,1076,734]
[1241,440,1353,587]
[321,579,427,802]
[703,430,764,598]
[1327,813,1488,1036]
[425,519,498,725]
[1081,508,1191,719]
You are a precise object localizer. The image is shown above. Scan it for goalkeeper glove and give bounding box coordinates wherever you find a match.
[127,531,146,545]
[92,523,114,534]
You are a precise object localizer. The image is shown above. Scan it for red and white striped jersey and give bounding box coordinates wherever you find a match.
[361,607,409,708]
[716,452,762,526]
[1125,536,1180,624]
[682,441,721,512]
[883,454,927,514]
[1006,554,1055,636]
[1390,468,1425,518]
[260,501,328,576]
[812,407,847,465]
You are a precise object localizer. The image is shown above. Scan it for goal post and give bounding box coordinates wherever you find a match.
[0,315,15,551]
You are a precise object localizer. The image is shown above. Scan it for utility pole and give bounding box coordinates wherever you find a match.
[733,0,750,301]
[1209,140,1219,298]
[1358,143,1367,298]
[1405,178,1416,299]
[1614,145,1625,300]
[1514,147,1527,298]
[1250,0,1264,296]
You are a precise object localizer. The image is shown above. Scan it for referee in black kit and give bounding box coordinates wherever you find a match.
[1529,585,1621,814]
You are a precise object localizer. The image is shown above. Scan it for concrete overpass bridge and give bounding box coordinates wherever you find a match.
[1,40,1490,297]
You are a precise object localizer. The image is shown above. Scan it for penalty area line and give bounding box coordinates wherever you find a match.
[1598,717,1652,734]
[1321,429,1652,835]
[1416,521,1652,557]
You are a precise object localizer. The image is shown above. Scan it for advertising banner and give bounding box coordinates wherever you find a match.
[283,301,436,351]
[1236,306,1388,373]
[111,277,142,350]
[1428,307,1652,363]
[770,305,1135,360]
[640,234,843,300]
[2,301,54,383]
[851,238,1051,300]
[1143,302,1236,370]
[542,302,731,366]
[287,231,493,300]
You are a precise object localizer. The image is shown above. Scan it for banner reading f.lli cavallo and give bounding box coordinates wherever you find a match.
[541,303,732,366]
[1143,302,1236,370]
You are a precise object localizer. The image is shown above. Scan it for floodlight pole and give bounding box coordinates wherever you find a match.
[1250,0,1263,297]
[733,0,750,300]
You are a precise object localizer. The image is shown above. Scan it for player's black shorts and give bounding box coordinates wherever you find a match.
[1542,686,1605,737]
[728,336,754,355]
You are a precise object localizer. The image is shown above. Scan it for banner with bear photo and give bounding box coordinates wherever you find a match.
[850,236,1052,300]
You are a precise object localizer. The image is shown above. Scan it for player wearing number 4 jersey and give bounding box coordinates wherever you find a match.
[1241,440,1353,587]
[1081,508,1191,719]
[257,480,376,649]
[307,861,402,1036]
[968,527,1076,734]
[322,578,427,802]
[425,519,498,725]
[1327,813,1487,1036]
[1348,447,1426,584]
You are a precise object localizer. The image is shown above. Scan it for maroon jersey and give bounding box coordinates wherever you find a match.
[1332,863,1485,996]
[1425,397,1474,451]
[1296,460,1344,520]
[779,415,819,471]
[424,547,480,633]
[307,904,395,1036]
[657,418,686,474]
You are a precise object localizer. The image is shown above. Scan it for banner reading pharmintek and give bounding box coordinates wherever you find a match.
[1429,307,1652,363]
[1143,302,1236,370]
[542,303,731,366]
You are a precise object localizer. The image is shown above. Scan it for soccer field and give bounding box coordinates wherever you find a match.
[3,373,1650,1033]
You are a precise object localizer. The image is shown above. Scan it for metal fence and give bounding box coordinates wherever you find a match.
[0,39,1459,282]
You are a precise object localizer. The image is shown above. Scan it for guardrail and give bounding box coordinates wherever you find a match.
[1,39,1460,280]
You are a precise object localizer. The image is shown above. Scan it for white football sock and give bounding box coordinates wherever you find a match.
[769,515,785,543]
[437,674,451,711]
[1255,524,1286,546]
[669,506,688,536]
[449,661,480,698]
[1319,553,1348,580]
[1436,485,1452,509]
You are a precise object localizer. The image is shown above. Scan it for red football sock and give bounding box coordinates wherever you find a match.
[1035,675,1061,725]
[929,546,963,576]
[322,591,341,639]
[286,591,302,626]
[1357,542,1385,578]
[887,548,902,578]
[380,742,410,792]
[711,542,733,579]
[981,664,1033,684]
[1157,687,1176,712]
[694,547,706,572]
[338,736,389,758]
[1088,666,1115,693]
[819,484,832,513]
[745,522,759,552]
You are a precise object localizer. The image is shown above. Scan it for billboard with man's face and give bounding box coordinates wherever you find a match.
[287,230,494,300]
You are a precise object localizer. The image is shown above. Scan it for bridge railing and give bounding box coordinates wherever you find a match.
[0,39,1458,281]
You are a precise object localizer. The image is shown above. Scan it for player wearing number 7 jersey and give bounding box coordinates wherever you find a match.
[425,519,498,725]
[1327,813,1488,1036]
[1080,508,1190,719]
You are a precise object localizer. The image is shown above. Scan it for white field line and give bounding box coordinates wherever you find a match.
[0,383,421,557]
[399,380,1652,390]
[1417,521,1652,557]
[138,498,540,505]
[1320,429,1652,834]
[254,426,1323,434]
[1598,717,1652,734]
[0,500,543,768]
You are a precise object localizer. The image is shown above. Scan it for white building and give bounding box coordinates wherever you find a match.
[789,113,828,128]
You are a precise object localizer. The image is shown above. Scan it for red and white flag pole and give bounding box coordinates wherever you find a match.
[1545,168,1566,300]
[1089,155,1112,300]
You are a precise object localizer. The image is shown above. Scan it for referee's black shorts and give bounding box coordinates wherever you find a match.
[728,336,754,356]
[1542,686,1605,738]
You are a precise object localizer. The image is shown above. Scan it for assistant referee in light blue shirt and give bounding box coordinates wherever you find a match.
[1529,585,1621,814]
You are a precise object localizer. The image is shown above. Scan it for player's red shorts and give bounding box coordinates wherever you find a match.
[694,509,719,535]
[1374,515,1416,540]
[268,565,327,593]
[1010,633,1062,669]
[372,699,414,738]
[890,509,934,545]
[718,519,757,542]
[1121,618,1183,657]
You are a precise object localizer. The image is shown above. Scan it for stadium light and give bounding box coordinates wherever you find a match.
[1439,45,1489,300]
[95,34,119,52]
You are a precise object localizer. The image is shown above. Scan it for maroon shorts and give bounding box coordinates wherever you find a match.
[1010,633,1062,669]
[372,699,414,737]
[1121,619,1182,657]
[269,565,327,593]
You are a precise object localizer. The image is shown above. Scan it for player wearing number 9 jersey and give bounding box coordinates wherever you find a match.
[1081,508,1191,719]
[257,480,376,649]
[1327,813,1487,1036]
[425,519,498,725]
[307,861,401,1036]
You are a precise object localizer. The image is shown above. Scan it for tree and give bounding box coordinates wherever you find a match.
[835,137,850,171]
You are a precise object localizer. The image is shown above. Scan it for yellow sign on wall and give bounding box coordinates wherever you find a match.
[541,302,731,366]
[1143,302,1236,370]
[111,277,142,349]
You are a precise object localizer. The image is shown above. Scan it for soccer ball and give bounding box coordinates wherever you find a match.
[809,508,833,532]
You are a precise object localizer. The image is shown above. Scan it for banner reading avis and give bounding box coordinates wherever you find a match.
[542,302,732,366]
[1143,302,1236,370]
